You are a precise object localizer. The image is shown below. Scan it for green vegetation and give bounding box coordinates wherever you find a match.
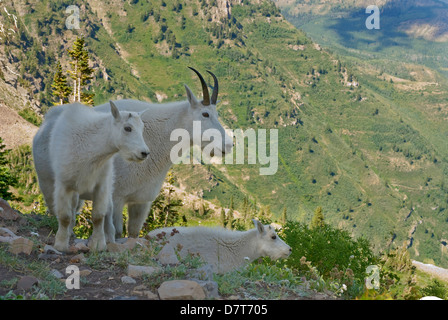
[1,0,448,293]
[0,138,16,201]
[51,61,72,105]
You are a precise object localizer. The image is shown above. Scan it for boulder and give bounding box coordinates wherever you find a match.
[158,280,206,300]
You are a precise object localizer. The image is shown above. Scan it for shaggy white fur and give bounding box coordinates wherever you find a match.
[36,102,149,252]
[148,220,292,274]
[33,70,233,242]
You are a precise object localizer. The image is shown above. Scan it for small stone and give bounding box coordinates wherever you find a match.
[132,287,158,300]
[0,227,18,243]
[79,269,92,277]
[38,253,61,260]
[158,280,206,300]
[9,237,34,255]
[0,198,19,221]
[143,290,158,300]
[50,269,64,279]
[193,280,220,299]
[16,276,39,291]
[124,238,148,250]
[127,265,159,278]
[156,244,179,265]
[75,241,90,253]
[121,276,137,284]
[70,253,86,263]
[107,242,127,253]
[44,244,63,255]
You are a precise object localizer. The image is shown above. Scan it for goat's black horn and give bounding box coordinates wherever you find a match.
[207,70,218,105]
[188,67,210,106]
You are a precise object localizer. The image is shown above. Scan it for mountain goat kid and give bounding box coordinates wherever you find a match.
[46,101,149,252]
[148,219,292,274]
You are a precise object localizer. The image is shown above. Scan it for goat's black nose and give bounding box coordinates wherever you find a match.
[141,151,149,158]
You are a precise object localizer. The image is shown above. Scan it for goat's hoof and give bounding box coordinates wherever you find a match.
[88,240,107,252]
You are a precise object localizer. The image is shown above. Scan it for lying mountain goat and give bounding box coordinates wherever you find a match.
[148,220,292,274]
[33,68,233,241]
[41,102,149,252]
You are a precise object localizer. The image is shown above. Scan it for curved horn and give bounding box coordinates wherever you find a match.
[188,67,210,106]
[207,70,218,105]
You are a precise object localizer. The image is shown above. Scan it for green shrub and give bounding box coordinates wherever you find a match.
[280,221,378,282]
[420,279,448,300]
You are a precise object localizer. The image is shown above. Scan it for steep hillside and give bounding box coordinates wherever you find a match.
[1,0,448,267]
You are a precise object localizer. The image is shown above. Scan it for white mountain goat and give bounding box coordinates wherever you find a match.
[148,220,292,274]
[37,101,149,252]
[33,68,233,241]
[94,68,233,239]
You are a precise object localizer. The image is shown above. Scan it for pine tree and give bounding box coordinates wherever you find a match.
[219,208,226,228]
[311,206,325,229]
[51,61,72,105]
[68,36,95,105]
[0,137,16,200]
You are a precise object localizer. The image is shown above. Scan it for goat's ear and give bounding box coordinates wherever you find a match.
[110,101,121,121]
[184,84,200,109]
[252,219,265,234]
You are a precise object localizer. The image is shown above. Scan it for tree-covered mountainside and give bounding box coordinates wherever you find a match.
[1,0,448,267]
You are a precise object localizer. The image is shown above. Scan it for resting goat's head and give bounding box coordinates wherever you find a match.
[110,100,150,162]
[253,219,292,261]
[184,67,233,157]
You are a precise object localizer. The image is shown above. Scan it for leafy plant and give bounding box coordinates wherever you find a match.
[280,221,377,283]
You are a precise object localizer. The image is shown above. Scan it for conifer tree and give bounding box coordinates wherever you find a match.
[0,137,16,200]
[68,36,94,105]
[51,61,72,105]
[219,208,226,228]
[311,206,325,229]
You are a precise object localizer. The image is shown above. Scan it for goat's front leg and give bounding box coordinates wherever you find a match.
[89,183,110,251]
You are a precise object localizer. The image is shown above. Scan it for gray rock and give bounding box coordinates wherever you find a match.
[16,276,39,291]
[44,244,63,255]
[121,276,137,284]
[50,269,64,279]
[127,265,160,278]
[156,244,179,265]
[158,280,206,300]
[192,280,220,299]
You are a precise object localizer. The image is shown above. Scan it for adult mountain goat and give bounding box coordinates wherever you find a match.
[33,68,233,241]
[94,68,233,239]
[148,220,292,274]
[35,102,149,252]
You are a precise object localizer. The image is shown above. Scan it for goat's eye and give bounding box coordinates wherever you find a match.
[202,112,210,118]
[271,235,277,240]
[124,126,132,132]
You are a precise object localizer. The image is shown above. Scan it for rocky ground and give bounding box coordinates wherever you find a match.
[0,198,336,301]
